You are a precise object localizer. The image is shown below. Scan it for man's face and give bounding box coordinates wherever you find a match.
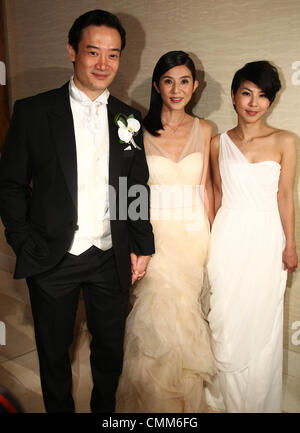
[67,25,122,101]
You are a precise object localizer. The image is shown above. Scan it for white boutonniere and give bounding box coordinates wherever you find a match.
[114,113,142,150]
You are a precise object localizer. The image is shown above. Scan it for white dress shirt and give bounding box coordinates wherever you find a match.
[68,76,112,255]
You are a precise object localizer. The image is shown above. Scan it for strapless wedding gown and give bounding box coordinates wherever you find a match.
[116,119,216,413]
[205,132,287,413]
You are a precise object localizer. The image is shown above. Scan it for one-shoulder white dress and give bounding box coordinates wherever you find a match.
[205,132,287,413]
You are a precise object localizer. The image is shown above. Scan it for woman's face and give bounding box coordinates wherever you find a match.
[232,80,271,123]
[154,65,198,111]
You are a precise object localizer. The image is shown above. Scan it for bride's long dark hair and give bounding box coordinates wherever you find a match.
[143,51,196,137]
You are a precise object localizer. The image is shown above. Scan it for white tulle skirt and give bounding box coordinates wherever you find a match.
[116,206,216,413]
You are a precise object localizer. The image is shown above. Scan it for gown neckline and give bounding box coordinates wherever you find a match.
[224,132,281,168]
[146,118,198,163]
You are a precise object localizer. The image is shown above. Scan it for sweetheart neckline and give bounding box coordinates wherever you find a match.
[145,118,198,162]
[146,152,202,164]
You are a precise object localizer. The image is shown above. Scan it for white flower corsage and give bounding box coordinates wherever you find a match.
[114,113,141,150]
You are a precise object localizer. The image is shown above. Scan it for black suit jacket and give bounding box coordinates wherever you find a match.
[0,83,154,290]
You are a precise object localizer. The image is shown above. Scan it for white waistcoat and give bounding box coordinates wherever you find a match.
[68,84,112,255]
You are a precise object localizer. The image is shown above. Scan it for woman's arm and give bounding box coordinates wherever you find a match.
[210,134,222,214]
[277,131,298,272]
[199,120,214,226]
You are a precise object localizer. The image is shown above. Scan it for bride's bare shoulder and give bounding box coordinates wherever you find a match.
[197,117,213,134]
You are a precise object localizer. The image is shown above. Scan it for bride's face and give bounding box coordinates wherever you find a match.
[154,65,198,111]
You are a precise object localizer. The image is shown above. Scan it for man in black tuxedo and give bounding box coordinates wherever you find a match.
[0,10,154,413]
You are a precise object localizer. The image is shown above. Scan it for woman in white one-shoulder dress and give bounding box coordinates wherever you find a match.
[205,61,298,413]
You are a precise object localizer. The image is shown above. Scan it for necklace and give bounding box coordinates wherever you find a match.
[163,114,186,133]
[234,130,253,145]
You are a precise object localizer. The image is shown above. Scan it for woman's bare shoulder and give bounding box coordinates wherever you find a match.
[211,133,221,146]
[273,129,296,152]
[197,117,213,135]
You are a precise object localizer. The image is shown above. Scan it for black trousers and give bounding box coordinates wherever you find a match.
[26,246,129,413]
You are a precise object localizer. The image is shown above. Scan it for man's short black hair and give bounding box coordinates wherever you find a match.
[68,9,126,52]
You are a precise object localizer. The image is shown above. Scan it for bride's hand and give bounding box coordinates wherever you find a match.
[130,253,151,284]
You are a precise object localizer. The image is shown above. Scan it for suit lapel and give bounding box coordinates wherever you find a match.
[107,97,122,191]
[48,83,77,210]
[48,89,123,211]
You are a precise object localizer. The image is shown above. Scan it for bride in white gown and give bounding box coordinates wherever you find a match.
[205,61,298,413]
[116,51,216,413]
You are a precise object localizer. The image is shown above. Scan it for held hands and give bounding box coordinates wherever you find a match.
[282,242,298,272]
[130,253,151,285]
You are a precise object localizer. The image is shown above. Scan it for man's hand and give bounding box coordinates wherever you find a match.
[130,253,151,285]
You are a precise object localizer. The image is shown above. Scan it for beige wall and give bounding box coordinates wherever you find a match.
[2,0,300,369]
